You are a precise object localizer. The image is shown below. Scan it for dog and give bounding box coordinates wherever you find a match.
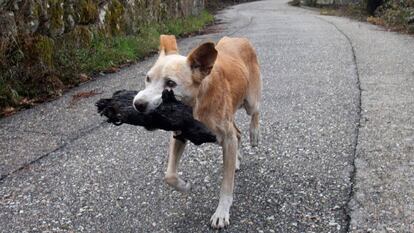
[133,35,261,228]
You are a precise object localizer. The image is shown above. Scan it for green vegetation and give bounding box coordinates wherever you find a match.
[78,0,99,24]
[339,0,414,32]
[0,10,214,115]
[295,0,414,33]
[376,0,414,32]
[316,3,369,21]
[77,11,213,73]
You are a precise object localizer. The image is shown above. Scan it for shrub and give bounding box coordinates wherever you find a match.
[376,0,414,31]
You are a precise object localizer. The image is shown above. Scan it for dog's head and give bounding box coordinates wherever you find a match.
[133,35,217,113]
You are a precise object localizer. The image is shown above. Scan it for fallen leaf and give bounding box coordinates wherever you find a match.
[1,107,16,117]
[104,67,120,74]
[69,90,102,107]
[79,73,91,82]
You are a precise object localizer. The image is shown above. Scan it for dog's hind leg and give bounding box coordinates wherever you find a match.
[233,122,242,171]
[244,99,260,147]
[249,111,260,147]
[244,83,261,147]
[164,133,191,192]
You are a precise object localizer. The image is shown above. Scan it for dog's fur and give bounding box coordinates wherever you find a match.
[133,35,261,228]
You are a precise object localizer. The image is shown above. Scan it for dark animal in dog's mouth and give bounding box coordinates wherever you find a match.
[96,89,217,145]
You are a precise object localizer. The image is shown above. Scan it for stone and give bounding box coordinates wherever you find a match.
[408,24,414,34]
[36,1,50,35]
[407,15,414,24]
[64,1,75,32]
[192,0,205,15]
[49,0,65,37]
[27,19,40,33]
[316,0,335,5]
[67,25,93,48]
[0,11,17,37]
[65,14,75,32]
[0,0,7,8]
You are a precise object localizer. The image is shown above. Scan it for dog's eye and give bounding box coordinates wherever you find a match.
[146,76,151,83]
[165,79,177,88]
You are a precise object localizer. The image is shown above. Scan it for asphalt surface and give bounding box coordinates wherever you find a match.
[0,1,413,232]
[323,16,414,233]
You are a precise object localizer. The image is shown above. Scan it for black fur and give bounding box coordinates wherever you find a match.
[96,89,217,145]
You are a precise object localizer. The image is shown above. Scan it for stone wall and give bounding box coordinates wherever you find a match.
[0,0,205,40]
[0,0,207,110]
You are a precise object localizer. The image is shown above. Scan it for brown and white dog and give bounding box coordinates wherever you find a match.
[133,35,261,228]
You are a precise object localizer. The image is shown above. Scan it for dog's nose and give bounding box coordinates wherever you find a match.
[134,101,148,113]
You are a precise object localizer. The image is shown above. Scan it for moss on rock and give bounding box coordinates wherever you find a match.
[63,1,75,32]
[105,0,125,35]
[33,35,55,67]
[77,0,98,25]
[48,0,65,37]
[68,25,94,47]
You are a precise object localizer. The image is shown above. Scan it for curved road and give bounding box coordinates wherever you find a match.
[1,1,413,232]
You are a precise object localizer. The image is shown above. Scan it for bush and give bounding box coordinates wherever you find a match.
[376,0,414,31]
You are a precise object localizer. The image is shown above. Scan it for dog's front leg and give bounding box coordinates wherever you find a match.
[164,133,191,192]
[210,132,237,228]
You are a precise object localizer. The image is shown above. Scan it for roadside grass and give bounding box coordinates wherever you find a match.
[289,0,414,34]
[315,1,414,33]
[77,11,214,74]
[0,10,214,116]
[319,4,369,21]
[288,0,369,20]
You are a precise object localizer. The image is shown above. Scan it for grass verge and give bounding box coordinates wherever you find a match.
[76,11,214,74]
[289,1,414,34]
[308,1,414,33]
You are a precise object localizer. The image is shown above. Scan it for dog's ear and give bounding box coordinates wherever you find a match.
[159,35,178,55]
[187,42,217,83]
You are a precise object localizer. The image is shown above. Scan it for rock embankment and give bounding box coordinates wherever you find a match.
[0,0,204,39]
[0,0,205,113]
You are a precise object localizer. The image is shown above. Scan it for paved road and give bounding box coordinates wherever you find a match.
[1,1,413,232]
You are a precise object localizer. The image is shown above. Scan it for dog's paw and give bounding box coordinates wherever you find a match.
[235,156,240,171]
[165,175,191,193]
[210,208,230,229]
[250,128,259,147]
